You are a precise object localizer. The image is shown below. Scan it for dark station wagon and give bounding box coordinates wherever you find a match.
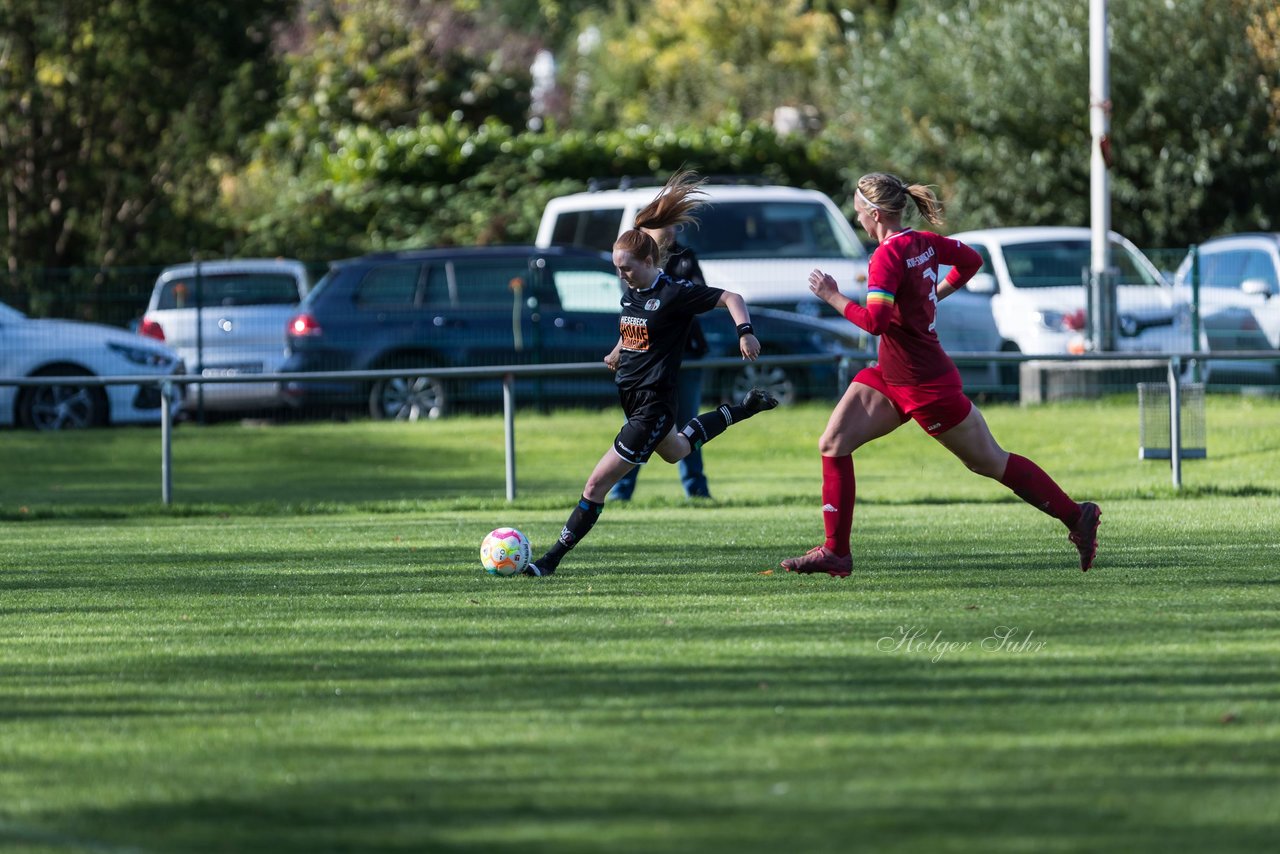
[279,245,858,420]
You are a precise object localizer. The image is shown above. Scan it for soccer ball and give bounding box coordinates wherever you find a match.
[480,527,531,577]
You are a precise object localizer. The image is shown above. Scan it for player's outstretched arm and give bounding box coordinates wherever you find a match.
[716,291,760,360]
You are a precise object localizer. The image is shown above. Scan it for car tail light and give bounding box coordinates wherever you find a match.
[288,313,321,337]
[1063,309,1087,332]
[138,318,165,341]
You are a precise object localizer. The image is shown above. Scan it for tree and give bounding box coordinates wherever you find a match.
[565,0,848,130]
[262,0,543,161]
[0,0,292,316]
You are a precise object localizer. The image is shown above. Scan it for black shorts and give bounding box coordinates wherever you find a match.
[614,386,677,465]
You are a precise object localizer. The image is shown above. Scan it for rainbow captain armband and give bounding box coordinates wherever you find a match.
[866,287,896,307]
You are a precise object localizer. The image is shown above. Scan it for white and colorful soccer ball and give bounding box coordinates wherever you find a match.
[480,527,531,577]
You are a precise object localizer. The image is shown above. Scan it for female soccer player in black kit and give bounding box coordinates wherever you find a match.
[524,171,779,577]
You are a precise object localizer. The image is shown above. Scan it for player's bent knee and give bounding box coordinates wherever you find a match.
[656,447,684,464]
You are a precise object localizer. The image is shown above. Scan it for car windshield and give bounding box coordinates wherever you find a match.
[680,202,862,261]
[157,272,301,309]
[1002,239,1162,288]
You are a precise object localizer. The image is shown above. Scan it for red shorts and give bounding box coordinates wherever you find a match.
[853,365,973,436]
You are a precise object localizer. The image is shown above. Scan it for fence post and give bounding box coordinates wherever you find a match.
[503,373,517,502]
[1189,244,1201,383]
[1167,356,1182,490]
[160,381,174,505]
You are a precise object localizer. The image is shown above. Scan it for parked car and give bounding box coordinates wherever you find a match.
[139,258,312,414]
[0,300,184,430]
[941,227,1196,360]
[536,178,870,316]
[279,245,858,420]
[1172,233,1280,383]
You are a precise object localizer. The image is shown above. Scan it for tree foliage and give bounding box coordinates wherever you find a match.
[0,0,290,298]
[223,114,850,259]
[829,0,1279,246]
[264,0,542,161]
[566,0,848,129]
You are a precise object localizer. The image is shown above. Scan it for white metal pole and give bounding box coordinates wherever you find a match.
[503,373,517,501]
[160,381,174,505]
[1089,0,1113,351]
[1168,358,1182,489]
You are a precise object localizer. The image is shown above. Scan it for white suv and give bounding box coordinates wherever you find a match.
[536,180,869,317]
[944,227,1196,358]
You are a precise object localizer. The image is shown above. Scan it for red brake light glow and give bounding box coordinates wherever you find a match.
[288,313,321,337]
[138,318,165,341]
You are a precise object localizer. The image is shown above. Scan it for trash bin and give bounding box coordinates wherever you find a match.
[1138,382,1206,460]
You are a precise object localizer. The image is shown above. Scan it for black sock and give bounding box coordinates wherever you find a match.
[680,403,753,450]
[537,495,604,569]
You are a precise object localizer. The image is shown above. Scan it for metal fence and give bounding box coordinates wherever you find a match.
[5,349,1277,503]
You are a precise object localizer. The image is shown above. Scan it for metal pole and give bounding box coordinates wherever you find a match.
[1089,0,1113,352]
[160,381,174,505]
[1168,357,1182,490]
[503,372,517,502]
[194,255,205,423]
[1190,244,1202,383]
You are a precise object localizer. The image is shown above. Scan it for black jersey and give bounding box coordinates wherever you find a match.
[615,272,723,392]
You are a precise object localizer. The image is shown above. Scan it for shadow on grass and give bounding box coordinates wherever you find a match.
[8,733,1280,854]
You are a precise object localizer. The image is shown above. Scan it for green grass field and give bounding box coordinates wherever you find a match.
[2,396,1278,852]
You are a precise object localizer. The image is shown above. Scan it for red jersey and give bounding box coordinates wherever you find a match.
[842,229,983,385]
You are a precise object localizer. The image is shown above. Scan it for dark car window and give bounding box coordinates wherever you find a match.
[158,272,300,309]
[972,243,994,272]
[1003,240,1159,288]
[357,263,421,307]
[450,260,531,307]
[551,209,625,254]
[681,201,859,261]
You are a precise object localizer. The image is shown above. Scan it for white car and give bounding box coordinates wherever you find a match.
[1172,233,1280,383]
[943,226,1196,359]
[140,259,312,413]
[0,300,184,430]
[536,179,870,318]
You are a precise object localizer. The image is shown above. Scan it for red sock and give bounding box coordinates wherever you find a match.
[1000,453,1080,526]
[822,455,855,556]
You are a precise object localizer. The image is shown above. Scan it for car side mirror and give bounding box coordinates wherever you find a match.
[1241,277,1276,298]
[966,272,997,295]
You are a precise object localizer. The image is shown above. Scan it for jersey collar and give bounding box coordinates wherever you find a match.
[635,271,666,295]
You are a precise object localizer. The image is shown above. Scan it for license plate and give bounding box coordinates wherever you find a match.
[201,364,263,377]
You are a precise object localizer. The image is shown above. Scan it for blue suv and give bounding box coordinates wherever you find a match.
[280,245,853,419]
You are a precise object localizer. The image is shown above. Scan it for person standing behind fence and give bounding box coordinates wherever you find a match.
[608,224,712,501]
[524,170,779,577]
[779,172,1101,577]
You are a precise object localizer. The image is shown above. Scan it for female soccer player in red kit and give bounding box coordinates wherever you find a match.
[780,173,1101,577]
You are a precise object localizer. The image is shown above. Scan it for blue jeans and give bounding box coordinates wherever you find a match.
[609,369,709,500]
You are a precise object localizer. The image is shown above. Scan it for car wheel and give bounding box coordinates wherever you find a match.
[17,368,109,430]
[720,363,797,407]
[369,374,448,421]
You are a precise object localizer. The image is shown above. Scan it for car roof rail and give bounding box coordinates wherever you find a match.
[585,174,775,192]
